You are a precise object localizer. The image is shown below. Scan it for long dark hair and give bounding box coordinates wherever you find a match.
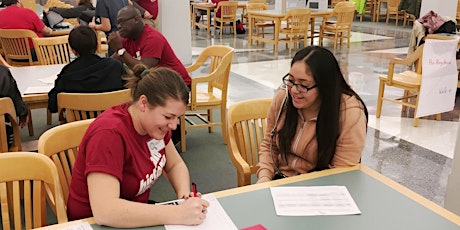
[278,46,368,171]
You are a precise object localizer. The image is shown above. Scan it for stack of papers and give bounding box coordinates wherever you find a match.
[23,85,54,95]
[270,186,361,216]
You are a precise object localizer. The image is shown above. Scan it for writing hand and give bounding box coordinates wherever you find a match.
[180,198,210,226]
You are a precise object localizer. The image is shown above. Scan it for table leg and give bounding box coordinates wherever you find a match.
[274,18,281,53]
[206,9,211,36]
[248,14,253,45]
[192,5,196,29]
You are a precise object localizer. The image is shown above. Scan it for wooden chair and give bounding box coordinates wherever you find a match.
[0,97,38,152]
[386,0,405,26]
[246,3,274,39]
[319,1,356,51]
[279,8,311,53]
[57,89,131,123]
[214,1,239,38]
[0,152,68,230]
[0,54,12,67]
[330,0,346,8]
[38,118,94,205]
[403,11,417,27]
[227,98,271,187]
[180,45,234,152]
[359,0,376,22]
[32,36,72,65]
[0,29,39,66]
[375,44,436,127]
[0,97,22,152]
[96,31,109,57]
[242,0,267,24]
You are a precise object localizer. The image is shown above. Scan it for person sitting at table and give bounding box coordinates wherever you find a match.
[0,65,29,148]
[0,0,52,37]
[195,0,228,27]
[108,6,191,89]
[256,46,368,183]
[0,0,53,62]
[46,0,95,19]
[47,25,126,113]
[67,66,209,227]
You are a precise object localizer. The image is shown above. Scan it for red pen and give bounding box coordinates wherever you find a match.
[192,182,198,197]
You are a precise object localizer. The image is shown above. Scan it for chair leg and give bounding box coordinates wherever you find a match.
[47,109,52,125]
[27,108,34,136]
[180,115,186,152]
[376,79,385,118]
[319,27,323,46]
[435,113,441,121]
[208,109,213,133]
[333,31,338,51]
[221,106,227,145]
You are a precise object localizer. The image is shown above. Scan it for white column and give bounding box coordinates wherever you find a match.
[420,0,457,20]
[157,0,192,65]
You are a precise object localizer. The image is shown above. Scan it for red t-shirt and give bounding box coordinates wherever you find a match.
[66,103,171,221]
[136,0,158,20]
[122,25,191,86]
[0,6,46,48]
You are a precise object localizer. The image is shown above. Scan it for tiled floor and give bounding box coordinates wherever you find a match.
[190,19,459,207]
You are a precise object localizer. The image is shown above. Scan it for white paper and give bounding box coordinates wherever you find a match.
[61,222,93,230]
[23,85,54,94]
[38,74,58,84]
[270,186,361,216]
[417,38,459,118]
[164,194,238,230]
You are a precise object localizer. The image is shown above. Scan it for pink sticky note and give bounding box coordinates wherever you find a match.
[240,224,267,230]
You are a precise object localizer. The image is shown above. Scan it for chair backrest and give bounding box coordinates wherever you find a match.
[387,0,401,9]
[186,45,234,110]
[0,29,38,66]
[217,1,238,19]
[38,118,94,203]
[332,1,356,28]
[284,8,311,33]
[57,89,131,123]
[227,98,272,186]
[246,2,268,12]
[0,152,68,230]
[32,36,72,65]
[0,97,21,152]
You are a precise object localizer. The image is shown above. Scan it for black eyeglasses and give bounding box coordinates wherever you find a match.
[282,74,318,94]
[117,16,135,25]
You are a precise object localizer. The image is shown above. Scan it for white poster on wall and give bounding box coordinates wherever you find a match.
[416,38,459,118]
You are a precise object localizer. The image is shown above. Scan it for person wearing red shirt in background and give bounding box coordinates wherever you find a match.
[195,0,227,29]
[0,0,52,60]
[133,0,158,29]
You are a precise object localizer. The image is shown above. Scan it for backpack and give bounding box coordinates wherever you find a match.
[236,19,245,34]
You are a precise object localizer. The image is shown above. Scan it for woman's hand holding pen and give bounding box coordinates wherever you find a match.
[180,197,209,225]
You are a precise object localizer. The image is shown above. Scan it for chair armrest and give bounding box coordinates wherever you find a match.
[227,128,252,185]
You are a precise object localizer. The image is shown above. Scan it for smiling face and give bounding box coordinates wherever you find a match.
[288,61,321,112]
[134,96,186,140]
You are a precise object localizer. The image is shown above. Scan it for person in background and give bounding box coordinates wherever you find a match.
[47,26,125,114]
[46,0,95,19]
[132,0,158,29]
[0,0,52,56]
[67,66,209,228]
[89,0,150,55]
[108,6,191,89]
[0,65,29,148]
[257,46,368,183]
[195,0,227,28]
[0,0,52,36]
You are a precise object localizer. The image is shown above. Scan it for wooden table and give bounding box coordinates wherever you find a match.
[10,64,65,135]
[247,9,332,53]
[35,165,460,229]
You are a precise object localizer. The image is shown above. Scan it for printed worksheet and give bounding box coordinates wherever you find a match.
[23,85,54,94]
[270,186,361,216]
[164,194,238,230]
